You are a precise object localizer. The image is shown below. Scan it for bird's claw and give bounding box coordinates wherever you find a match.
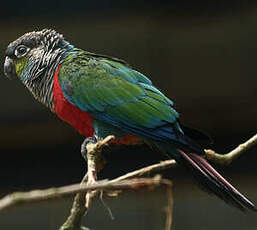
[81,136,98,160]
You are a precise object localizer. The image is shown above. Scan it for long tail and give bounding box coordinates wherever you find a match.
[175,148,256,211]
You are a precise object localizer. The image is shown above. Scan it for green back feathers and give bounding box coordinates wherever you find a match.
[58,50,183,141]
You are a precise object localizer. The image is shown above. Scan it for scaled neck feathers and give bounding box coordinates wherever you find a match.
[21,30,74,112]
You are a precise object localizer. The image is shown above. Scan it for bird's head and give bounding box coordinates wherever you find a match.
[4,29,73,81]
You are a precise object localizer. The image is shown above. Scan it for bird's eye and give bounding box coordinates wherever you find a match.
[15,45,29,58]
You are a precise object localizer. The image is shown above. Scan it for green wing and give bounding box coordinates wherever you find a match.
[58,50,184,141]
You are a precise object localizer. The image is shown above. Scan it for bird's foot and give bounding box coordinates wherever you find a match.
[81,135,115,208]
[81,136,98,208]
[81,136,97,160]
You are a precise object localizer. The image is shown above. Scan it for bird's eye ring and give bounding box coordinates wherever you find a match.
[15,45,29,58]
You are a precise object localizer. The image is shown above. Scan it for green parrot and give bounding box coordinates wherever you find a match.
[4,29,256,211]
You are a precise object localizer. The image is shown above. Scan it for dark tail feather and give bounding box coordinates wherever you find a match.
[176,148,257,212]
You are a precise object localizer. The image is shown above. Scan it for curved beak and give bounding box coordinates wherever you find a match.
[4,57,16,79]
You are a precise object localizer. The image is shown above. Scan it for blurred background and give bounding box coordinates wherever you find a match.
[0,1,257,229]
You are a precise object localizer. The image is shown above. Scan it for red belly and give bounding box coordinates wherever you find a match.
[53,65,94,137]
[52,65,140,145]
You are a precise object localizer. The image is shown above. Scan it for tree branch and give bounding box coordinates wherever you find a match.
[205,133,257,165]
[0,175,171,212]
[111,159,177,183]
[0,133,256,230]
[61,135,115,230]
[59,173,88,230]
[0,135,175,230]
[165,186,174,230]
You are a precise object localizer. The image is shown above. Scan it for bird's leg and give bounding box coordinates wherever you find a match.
[81,136,98,208]
[81,136,98,161]
[81,135,115,208]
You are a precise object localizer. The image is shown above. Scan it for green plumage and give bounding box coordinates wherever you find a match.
[59,50,182,141]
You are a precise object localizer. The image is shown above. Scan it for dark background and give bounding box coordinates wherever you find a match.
[0,1,257,229]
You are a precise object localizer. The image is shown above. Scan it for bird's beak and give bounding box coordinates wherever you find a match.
[4,57,16,79]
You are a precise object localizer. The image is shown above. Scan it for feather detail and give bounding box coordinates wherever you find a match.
[112,134,141,145]
[177,149,257,211]
[53,65,94,137]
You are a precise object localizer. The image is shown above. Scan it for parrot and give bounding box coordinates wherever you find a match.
[4,29,256,211]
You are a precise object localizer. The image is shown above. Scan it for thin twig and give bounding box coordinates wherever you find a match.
[111,159,177,183]
[0,176,171,212]
[205,133,257,165]
[165,185,174,230]
[59,174,88,230]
